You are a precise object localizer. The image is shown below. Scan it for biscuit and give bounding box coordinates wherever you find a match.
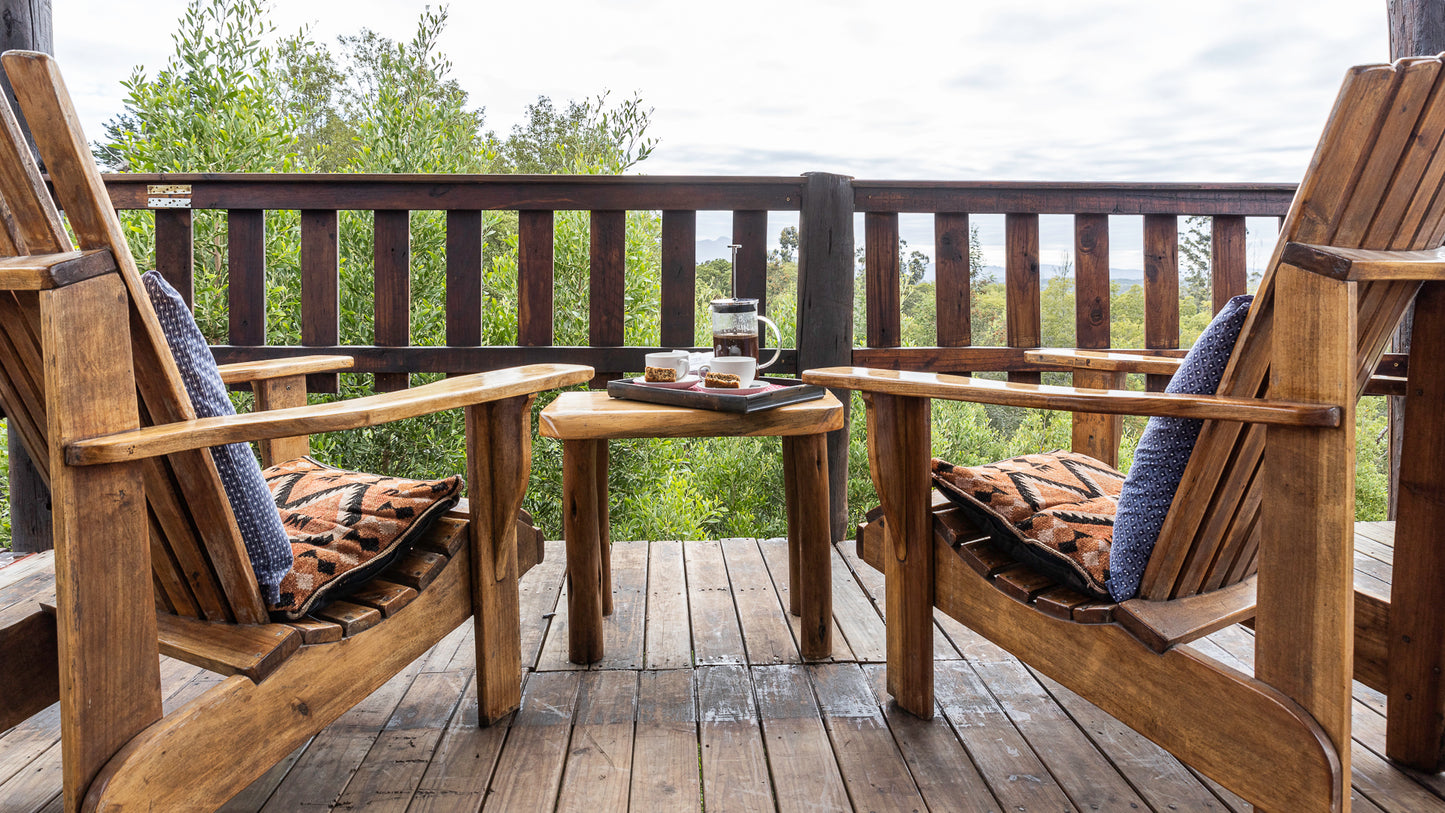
[704,372,741,388]
[644,366,678,382]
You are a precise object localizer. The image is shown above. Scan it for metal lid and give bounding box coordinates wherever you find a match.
[710,297,758,314]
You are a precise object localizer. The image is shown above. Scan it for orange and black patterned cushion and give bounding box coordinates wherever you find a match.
[931,450,1124,599]
[262,457,463,621]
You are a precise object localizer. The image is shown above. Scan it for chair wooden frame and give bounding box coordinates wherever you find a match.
[0,51,592,811]
[807,54,1445,812]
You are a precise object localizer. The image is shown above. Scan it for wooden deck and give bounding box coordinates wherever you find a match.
[1,528,1441,812]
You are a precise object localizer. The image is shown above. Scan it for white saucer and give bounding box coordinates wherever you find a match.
[696,383,769,396]
[633,374,700,389]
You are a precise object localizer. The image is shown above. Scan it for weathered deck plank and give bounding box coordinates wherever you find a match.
[0,531,1441,813]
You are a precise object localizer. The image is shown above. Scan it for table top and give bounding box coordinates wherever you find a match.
[539,389,845,440]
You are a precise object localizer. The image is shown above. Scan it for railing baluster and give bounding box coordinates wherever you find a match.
[732,209,768,316]
[934,213,971,370]
[227,209,265,346]
[445,210,483,368]
[590,210,626,385]
[1143,214,1180,391]
[865,212,900,349]
[660,210,696,348]
[518,210,554,348]
[301,209,339,393]
[1073,213,1120,465]
[1005,213,1041,384]
[155,209,193,310]
[373,210,410,392]
[1212,215,1248,311]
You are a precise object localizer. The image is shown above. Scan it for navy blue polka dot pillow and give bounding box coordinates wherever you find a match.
[1107,294,1253,602]
[142,271,294,604]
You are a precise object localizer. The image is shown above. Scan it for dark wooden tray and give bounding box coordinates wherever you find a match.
[605,377,826,413]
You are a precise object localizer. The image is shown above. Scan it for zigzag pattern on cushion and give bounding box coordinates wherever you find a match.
[932,451,1125,599]
[263,457,463,620]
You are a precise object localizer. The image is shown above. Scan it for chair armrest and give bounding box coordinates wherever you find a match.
[1282,242,1445,281]
[801,367,1340,427]
[0,249,116,290]
[65,363,593,465]
[216,355,355,384]
[1024,349,1183,376]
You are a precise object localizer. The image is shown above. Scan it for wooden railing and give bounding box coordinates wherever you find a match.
[4,173,1305,551]
[851,181,1296,384]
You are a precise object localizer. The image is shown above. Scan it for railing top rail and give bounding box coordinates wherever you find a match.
[853,180,1297,215]
[101,173,809,212]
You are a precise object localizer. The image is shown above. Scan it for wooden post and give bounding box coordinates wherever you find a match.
[1,0,52,553]
[1387,0,1445,517]
[1257,266,1354,812]
[1386,280,1445,771]
[797,172,854,542]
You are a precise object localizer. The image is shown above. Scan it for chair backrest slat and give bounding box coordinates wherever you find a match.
[0,51,267,624]
[1141,56,1442,600]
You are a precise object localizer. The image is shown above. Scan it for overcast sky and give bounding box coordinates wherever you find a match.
[53,0,1388,268]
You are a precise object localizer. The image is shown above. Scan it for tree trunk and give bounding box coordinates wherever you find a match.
[1,0,52,553]
[1386,0,1445,519]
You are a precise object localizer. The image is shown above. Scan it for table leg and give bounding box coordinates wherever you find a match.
[785,434,832,660]
[596,440,613,616]
[782,436,801,616]
[563,438,605,663]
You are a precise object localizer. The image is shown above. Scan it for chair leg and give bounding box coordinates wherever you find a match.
[42,277,163,811]
[1257,266,1354,811]
[466,395,532,724]
[1387,280,1445,771]
[865,393,934,718]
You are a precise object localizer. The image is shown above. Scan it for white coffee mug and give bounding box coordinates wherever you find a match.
[643,350,690,379]
[704,356,757,388]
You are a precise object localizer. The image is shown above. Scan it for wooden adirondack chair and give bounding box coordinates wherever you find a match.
[0,51,592,811]
[807,54,1445,812]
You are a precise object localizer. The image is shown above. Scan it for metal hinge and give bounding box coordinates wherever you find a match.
[146,184,191,209]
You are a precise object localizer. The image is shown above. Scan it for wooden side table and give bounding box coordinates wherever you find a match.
[539,389,845,663]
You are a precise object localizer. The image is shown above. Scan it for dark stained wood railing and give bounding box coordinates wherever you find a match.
[0,174,1306,546]
[103,175,814,390]
[850,181,1297,379]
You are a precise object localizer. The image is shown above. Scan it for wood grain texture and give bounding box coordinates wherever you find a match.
[732,209,768,312]
[300,210,339,393]
[466,395,531,723]
[444,210,482,349]
[562,438,605,664]
[660,210,696,348]
[866,393,933,716]
[589,210,625,350]
[803,366,1340,426]
[538,389,844,440]
[518,210,554,347]
[783,433,831,660]
[41,274,162,812]
[1213,215,1248,310]
[934,212,971,347]
[1386,279,1445,770]
[1005,213,1041,384]
[216,354,354,384]
[373,209,410,392]
[1143,214,1180,391]
[227,209,265,346]
[864,212,900,348]
[1026,348,1183,374]
[250,375,310,465]
[68,363,593,464]
[1257,264,1354,810]
[0,249,115,291]
[153,210,193,308]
